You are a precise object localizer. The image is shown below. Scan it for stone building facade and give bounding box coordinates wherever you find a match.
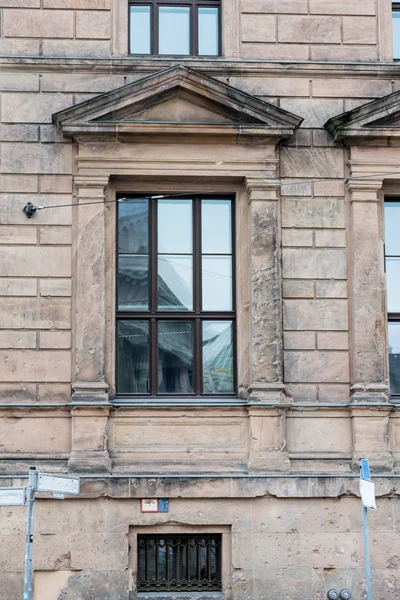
[1,0,400,599]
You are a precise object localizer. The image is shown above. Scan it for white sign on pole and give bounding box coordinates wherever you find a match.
[0,487,26,506]
[360,478,377,511]
[37,473,80,496]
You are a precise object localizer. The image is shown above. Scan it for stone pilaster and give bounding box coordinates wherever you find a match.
[247,406,290,472]
[69,176,111,474]
[346,179,390,404]
[351,406,393,472]
[245,177,289,405]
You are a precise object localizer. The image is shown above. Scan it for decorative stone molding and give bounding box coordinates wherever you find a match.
[346,178,389,404]
[350,405,393,473]
[68,405,112,474]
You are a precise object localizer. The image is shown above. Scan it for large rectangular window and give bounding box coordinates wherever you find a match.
[385,199,400,396]
[137,534,222,592]
[128,1,221,56]
[117,194,235,397]
[393,3,400,59]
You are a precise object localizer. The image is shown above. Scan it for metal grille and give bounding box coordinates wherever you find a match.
[137,534,222,592]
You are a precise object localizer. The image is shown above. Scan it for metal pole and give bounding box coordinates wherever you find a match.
[23,467,37,600]
[362,502,372,600]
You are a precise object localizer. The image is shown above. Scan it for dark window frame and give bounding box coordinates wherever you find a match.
[384,197,400,398]
[393,2,400,59]
[137,533,222,592]
[116,193,237,398]
[128,0,222,57]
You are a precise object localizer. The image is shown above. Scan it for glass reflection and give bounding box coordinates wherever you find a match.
[202,200,231,254]
[118,255,149,310]
[130,5,151,54]
[202,321,234,394]
[198,7,219,56]
[158,256,193,311]
[158,199,192,253]
[118,320,149,393]
[386,257,400,312]
[158,321,193,393]
[393,12,400,59]
[389,322,400,395]
[118,199,148,253]
[202,256,232,311]
[159,6,190,55]
[384,202,400,256]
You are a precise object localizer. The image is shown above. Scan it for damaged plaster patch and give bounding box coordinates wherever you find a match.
[58,570,129,600]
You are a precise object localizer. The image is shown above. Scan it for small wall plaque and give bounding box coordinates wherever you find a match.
[158,498,169,512]
[140,499,158,512]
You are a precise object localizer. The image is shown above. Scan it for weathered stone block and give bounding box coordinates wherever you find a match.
[57,570,129,600]
[36,499,107,534]
[0,226,37,244]
[252,498,323,532]
[0,297,71,329]
[318,384,350,402]
[280,98,344,128]
[0,247,71,277]
[313,78,392,98]
[0,73,39,92]
[0,331,36,349]
[0,124,39,142]
[40,176,72,194]
[39,227,72,245]
[41,40,110,57]
[317,332,349,350]
[284,299,348,330]
[70,534,128,570]
[278,16,341,43]
[280,148,344,178]
[2,94,73,124]
[76,10,111,39]
[313,180,345,197]
[40,279,72,297]
[0,278,37,296]
[0,415,70,451]
[282,249,347,279]
[315,229,346,247]
[284,331,316,350]
[311,45,378,61]
[1,144,73,175]
[40,125,68,143]
[310,0,375,14]
[39,331,71,349]
[3,9,73,37]
[0,535,25,570]
[282,228,313,247]
[316,280,348,299]
[282,198,345,228]
[241,43,309,60]
[33,534,70,570]
[241,14,276,42]
[38,383,71,403]
[282,279,315,299]
[34,571,72,600]
[1,194,72,226]
[0,39,40,55]
[43,0,110,7]
[228,76,310,97]
[241,0,307,12]
[0,175,38,193]
[284,351,350,382]
[0,350,71,382]
[280,179,312,197]
[41,74,124,93]
[286,383,318,402]
[343,16,377,44]
[0,383,36,403]
[286,532,362,568]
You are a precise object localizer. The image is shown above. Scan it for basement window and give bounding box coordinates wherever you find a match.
[137,534,222,592]
[393,2,400,58]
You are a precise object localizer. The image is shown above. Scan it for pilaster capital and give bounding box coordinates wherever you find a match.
[74,175,110,199]
[346,177,383,201]
[247,382,292,405]
[245,176,280,201]
[350,382,390,404]
[71,381,110,406]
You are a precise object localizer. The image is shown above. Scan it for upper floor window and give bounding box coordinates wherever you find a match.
[129,1,221,56]
[393,2,400,58]
[116,195,235,397]
[385,199,400,396]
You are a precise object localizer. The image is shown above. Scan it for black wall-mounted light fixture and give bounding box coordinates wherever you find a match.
[22,202,38,219]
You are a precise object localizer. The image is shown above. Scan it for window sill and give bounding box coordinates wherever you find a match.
[112,397,247,407]
[132,592,224,600]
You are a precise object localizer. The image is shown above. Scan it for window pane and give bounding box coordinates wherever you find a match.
[158,321,193,393]
[202,321,234,394]
[386,257,400,312]
[158,199,192,253]
[389,322,400,395]
[202,199,231,254]
[159,6,190,55]
[118,255,149,310]
[158,256,193,311]
[202,256,232,311]
[198,7,219,56]
[118,199,148,253]
[393,11,400,58]
[385,201,400,256]
[130,5,151,54]
[118,320,149,393]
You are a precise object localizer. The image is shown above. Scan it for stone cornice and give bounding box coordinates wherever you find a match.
[2,57,400,79]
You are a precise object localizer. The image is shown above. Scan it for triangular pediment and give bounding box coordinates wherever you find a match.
[325,90,400,142]
[53,65,302,139]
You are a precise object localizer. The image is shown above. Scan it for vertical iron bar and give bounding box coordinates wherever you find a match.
[23,467,37,600]
[362,503,372,600]
[197,541,201,581]
[166,540,170,582]
[207,541,211,581]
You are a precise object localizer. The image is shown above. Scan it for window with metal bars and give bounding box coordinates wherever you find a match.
[393,2,400,58]
[128,0,221,56]
[116,194,236,398]
[385,199,400,396]
[137,534,222,592]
